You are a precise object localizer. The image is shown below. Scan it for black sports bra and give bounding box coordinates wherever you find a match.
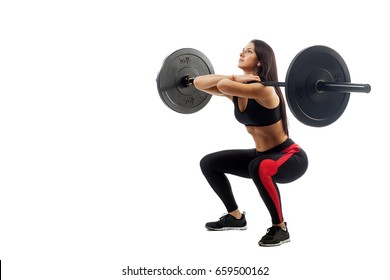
[233,96,282,126]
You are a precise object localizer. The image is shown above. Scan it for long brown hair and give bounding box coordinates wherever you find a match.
[251,39,289,136]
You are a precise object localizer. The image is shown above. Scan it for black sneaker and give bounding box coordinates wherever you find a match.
[205,212,247,231]
[258,225,290,247]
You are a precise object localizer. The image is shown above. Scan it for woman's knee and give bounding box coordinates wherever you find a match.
[200,153,216,173]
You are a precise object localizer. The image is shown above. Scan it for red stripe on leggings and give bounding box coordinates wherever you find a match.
[258,144,300,223]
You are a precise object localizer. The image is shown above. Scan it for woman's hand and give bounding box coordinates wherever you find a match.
[234,74,261,84]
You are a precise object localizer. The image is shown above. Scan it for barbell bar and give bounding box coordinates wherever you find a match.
[156,45,371,127]
[184,76,370,93]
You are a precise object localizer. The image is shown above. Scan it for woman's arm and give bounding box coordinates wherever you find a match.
[217,75,275,103]
[194,74,276,105]
[193,74,233,96]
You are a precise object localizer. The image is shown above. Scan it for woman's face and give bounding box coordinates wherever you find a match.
[238,42,260,73]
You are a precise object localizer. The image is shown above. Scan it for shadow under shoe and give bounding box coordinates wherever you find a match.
[205,212,247,231]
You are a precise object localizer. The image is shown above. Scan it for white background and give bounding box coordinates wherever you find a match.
[1,0,389,279]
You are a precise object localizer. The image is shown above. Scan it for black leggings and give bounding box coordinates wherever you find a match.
[200,138,308,224]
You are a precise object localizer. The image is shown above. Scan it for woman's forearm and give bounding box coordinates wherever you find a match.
[193,74,233,90]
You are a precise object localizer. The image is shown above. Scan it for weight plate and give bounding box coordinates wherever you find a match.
[285,45,351,127]
[156,48,214,114]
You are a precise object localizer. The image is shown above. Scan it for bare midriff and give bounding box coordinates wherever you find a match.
[245,120,288,152]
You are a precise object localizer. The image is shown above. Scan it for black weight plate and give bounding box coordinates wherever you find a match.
[285,45,351,127]
[156,48,214,114]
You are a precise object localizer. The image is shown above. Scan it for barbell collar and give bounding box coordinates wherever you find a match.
[183,76,195,86]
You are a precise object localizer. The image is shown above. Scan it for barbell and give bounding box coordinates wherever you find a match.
[156,45,371,127]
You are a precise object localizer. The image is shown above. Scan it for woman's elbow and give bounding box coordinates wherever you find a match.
[216,79,230,93]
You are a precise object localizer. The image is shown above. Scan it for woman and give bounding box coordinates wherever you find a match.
[193,39,309,247]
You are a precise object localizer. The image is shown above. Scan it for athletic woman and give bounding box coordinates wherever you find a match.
[193,39,308,247]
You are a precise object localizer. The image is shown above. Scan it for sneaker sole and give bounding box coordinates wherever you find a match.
[258,238,290,247]
[206,225,247,231]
